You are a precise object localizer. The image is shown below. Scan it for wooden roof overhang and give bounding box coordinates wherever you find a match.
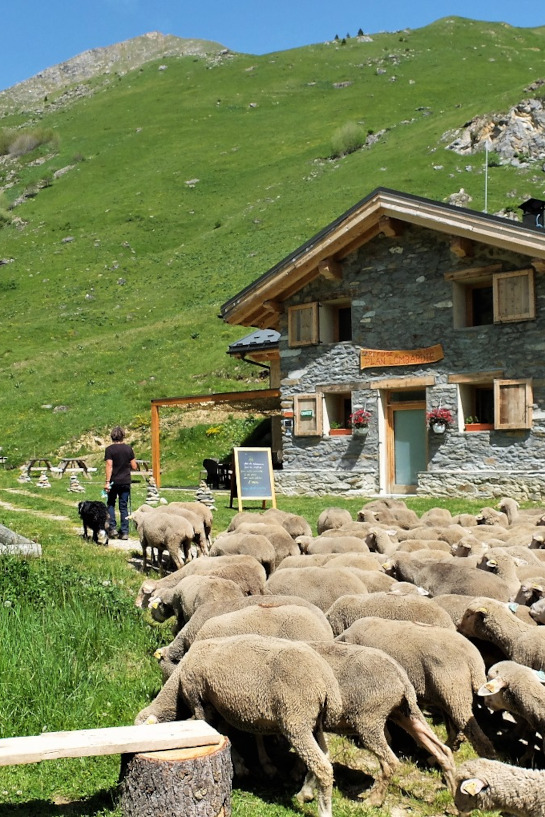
[220,187,545,330]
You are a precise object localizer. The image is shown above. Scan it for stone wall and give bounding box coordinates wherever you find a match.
[275,222,545,497]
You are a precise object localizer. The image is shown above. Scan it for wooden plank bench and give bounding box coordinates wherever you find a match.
[0,721,221,765]
[0,721,231,817]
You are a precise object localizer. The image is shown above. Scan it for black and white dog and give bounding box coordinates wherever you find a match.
[78,500,111,545]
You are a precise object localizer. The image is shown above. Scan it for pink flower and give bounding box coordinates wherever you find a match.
[349,408,372,428]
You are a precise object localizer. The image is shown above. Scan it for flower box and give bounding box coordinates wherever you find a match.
[329,428,352,436]
[465,423,494,432]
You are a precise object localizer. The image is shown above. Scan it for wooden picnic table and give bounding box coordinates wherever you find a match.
[57,457,95,478]
[23,458,53,476]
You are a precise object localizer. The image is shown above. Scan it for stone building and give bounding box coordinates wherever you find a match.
[221,187,545,500]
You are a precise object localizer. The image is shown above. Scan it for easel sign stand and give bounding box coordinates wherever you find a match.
[233,447,276,513]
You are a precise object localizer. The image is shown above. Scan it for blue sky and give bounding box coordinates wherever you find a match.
[1,0,544,92]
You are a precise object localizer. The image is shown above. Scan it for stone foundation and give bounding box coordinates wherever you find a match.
[275,469,377,497]
[417,471,545,502]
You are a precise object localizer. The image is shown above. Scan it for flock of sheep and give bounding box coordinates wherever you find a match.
[125,496,545,817]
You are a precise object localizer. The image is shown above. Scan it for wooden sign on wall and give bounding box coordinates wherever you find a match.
[360,343,444,370]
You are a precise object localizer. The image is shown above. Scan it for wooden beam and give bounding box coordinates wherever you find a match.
[151,403,161,488]
[262,299,282,316]
[450,236,475,258]
[379,215,404,237]
[0,722,221,767]
[531,257,545,273]
[369,376,435,389]
[318,258,342,280]
[448,370,504,384]
[151,389,280,408]
[444,264,503,282]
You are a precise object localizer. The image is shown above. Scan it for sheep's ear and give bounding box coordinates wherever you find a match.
[531,582,544,592]
[533,669,545,684]
[149,596,162,609]
[478,677,507,696]
[153,648,164,660]
[416,585,430,596]
[460,778,487,796]
[474,606,489,615]
[485,558,498,569]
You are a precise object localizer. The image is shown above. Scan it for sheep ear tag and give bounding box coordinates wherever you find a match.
[477,677,506,696]
[460,778,487,796]
[534,670,545,684]
[508,602,519,613]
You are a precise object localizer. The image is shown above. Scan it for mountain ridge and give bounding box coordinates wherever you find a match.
[0,31,229,112]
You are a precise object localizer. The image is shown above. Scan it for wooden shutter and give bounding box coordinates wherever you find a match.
[494,379,532,429]
[493,269,535,323]
[293,394,323,436]
[288,303,319,347]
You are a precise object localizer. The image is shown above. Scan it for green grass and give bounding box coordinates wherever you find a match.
[0,18,543,462]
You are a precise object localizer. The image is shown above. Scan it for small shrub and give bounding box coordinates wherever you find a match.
[487,151,502,167]
[330,121,366,158]
[8,127,58,157]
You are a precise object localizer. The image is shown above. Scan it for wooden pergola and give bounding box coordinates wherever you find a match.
[150,388,280,487]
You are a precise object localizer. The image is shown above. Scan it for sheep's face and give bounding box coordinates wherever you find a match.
[455,776,489,815]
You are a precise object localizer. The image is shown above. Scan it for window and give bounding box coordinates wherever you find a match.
[293,394,323,436]
[288,300,351,347]
[457,378,532,430]
[449,268,535,328]
[324,392,352,433]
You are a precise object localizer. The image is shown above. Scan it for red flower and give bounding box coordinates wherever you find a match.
[349,408,372,428]
[426,407,453,427]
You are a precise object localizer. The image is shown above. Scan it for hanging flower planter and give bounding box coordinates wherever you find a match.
[431,421,447,434]
[426,407,453,434]
[348,407,372,436]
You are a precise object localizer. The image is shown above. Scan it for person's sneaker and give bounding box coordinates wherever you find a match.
[119,532,129,540]
[108,529,118,539]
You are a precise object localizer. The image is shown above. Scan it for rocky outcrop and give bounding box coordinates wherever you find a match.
[444,96,545,165]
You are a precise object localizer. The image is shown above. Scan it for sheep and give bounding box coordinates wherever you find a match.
[357,501,419,530]
[131,504,208,558]
[135,634,343,817]
[265,566,368,612]
[476,506,509,528]
[325,552,385,572]
[316,507,353,534]
[419,507,453,527]
[385,551,511,600]
[396,539,452,554]
[478,660,545,755]
[148,574,245,631]
[169,501,213,543]
[309,641,456,805]
[337,616,495,756]
[325,592,456,637]
[261,507,312,539]
[155,595,332,680]
[192,602,334,646]
[306,535,370,555]
[530,595,545,623]
[135,554,267,608]
[210,532,276,575]
[229,521,300,567]
[459,597,545,670]
[454,757,545,816]
[366,528,398,556]
[276,553,333,569]
[132,510,194,574]
[498,497,545,526]
[476,548,545,603]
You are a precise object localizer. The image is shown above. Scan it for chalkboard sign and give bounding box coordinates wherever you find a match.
[233,447,276,512]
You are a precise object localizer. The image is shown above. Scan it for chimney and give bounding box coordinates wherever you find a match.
[518,198,545,229]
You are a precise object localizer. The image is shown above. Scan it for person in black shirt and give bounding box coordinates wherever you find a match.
[104,426,137,540]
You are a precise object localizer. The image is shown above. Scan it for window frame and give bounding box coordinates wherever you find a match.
[448,267,536,328]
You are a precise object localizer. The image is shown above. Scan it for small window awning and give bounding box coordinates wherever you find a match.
[227,329,280,359]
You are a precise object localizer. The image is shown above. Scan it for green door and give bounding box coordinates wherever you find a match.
[387,392,427,493]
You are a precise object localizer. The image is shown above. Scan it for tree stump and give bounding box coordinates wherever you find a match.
[119,735,232,817]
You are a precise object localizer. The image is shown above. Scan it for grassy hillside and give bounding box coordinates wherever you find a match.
[0,17,544,469]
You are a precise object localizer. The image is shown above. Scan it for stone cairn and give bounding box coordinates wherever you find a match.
[195,480,216,509]
[67,474,85,493]
[36,472,51,488]
[17,468,32,484]
[145,477,161,505]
